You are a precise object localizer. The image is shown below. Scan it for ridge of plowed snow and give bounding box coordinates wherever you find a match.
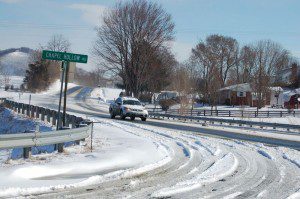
[152,152,239,197]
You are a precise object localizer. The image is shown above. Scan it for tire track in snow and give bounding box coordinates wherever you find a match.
[31,96,300,198]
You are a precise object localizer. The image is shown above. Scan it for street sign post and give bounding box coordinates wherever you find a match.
[42,50,88,152]
[42,50,88,63]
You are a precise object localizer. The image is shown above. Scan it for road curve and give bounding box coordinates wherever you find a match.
[27,91,300,199]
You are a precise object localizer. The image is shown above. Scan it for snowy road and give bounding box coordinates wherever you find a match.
[0,89,300,198]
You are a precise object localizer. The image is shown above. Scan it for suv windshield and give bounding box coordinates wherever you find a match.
[123,100,141,105]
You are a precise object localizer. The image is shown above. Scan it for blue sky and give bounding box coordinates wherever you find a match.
[0,0,299,70]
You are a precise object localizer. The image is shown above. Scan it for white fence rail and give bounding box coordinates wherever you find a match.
[149,113,300,133]
[148,107,300,118]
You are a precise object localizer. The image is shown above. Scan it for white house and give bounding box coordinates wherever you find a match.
[269,87,284,108]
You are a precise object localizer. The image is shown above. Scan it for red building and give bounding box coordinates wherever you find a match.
[219,83,253,106]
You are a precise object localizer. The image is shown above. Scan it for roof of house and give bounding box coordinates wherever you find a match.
[219,83,252,92]
[121,97,139,101]
[269,87,284,92]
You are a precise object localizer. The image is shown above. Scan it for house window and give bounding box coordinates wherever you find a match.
[237,92,246,97]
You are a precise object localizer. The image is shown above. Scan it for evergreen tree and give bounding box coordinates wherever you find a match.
[24,59,50,92]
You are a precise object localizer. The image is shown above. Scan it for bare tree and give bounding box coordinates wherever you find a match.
[189,34,237,106]
[46,34,71,81]
[24,35,71,91]
[205,35,239,86]
[251,40,292,109]
[47,34,71,52]
[93,0,175,97]
[239,45,257,83]
[141,46,176,93]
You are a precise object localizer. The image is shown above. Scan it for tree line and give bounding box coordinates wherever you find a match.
[186,36,297,108]
[93,0,298,107]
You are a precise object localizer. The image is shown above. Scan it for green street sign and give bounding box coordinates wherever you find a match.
[42,50,88,63]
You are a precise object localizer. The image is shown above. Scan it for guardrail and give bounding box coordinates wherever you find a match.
[148,107,300,118]
[0,98,92,159]
[0,98,83,128]
[149,112,300,133]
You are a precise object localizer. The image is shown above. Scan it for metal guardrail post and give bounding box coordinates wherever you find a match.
[71,116,76,128]
[30,105,34,118]
[58,112,63,128]
[17,103,21,114]
[26,104,30,117]
[90,122,94,152]
[9,101,13,111]
[21,103,25,114]
[46,109,51,123]
[57,126,72,153]
[64,114,69,127]
[76,122,88,144]
[52,111,57,126]
[23,147,31,159]
[57,139,64,153]
[35,106,40,119]
[41,108,45,121]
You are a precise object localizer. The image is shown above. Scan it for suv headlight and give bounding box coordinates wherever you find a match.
[125,107,131,112]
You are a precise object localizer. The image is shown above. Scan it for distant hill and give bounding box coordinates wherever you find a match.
[0,47,34,76]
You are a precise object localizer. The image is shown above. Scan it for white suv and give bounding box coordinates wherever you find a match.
[109,97,148,121]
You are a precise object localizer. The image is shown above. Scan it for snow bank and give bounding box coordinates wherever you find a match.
[0,119,171,197]
[90,87,124,103]
[0,107,52,160]
[0,107,51,134]
[287,192,300,199]
[41,80,79,95]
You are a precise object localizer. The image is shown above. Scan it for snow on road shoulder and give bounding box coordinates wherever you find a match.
[279,147,300,168]
[0,117,172,197]
[0,107,53,162]
[287,191,300,199]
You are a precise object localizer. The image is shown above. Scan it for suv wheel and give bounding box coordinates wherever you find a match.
[109,109,115,119]
[130,116,135,121]
[141,117,146,121]
[120,110,126,120]
[110,113,115,119]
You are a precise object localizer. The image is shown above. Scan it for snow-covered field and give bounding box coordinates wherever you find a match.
[0,75,24,88]
[0,85,299,198]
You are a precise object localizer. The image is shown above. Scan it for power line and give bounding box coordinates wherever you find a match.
[1,21,300,36]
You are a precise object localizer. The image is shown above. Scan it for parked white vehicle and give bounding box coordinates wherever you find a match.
[109,97,148,121]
